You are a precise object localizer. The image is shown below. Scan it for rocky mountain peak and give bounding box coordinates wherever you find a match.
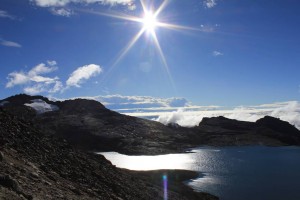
[1,94,51,105]
[57,98,107,114]
[256,116,299,135]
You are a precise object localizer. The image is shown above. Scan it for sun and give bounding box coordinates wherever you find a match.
[83,0,200,90]
[142,11,157,31]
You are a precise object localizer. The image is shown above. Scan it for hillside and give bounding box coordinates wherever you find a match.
[1,94,300,156]
[0,107,217,200]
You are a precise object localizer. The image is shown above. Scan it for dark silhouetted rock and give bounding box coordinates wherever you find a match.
[0,152,3,161]
[0,105,218,200]
[1,94,300,154]
[0,175,19,191]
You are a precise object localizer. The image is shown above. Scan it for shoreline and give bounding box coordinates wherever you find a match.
[96,144,299,156]
[127,169,219,200]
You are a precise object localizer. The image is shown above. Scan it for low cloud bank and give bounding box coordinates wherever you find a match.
[95,95,190,110]
[48,94,300,130]
[155,101,300,129]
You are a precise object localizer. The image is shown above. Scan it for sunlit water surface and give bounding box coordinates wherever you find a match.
[99,146,300,200]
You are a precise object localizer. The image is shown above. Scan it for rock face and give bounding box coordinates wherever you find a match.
[1,94,300,156]
[188,116,300,146]
[0,108,218,200]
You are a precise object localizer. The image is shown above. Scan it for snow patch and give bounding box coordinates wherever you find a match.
[24,99,59,114]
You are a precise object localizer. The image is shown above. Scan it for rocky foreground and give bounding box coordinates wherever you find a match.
[0,108,218,200]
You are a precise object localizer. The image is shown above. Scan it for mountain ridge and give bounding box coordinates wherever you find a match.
[1,94,300,155]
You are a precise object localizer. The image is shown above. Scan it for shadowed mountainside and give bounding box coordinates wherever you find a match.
[1,94,300,156]
[0,107,218,200]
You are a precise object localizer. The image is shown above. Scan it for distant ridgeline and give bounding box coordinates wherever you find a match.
[1,94,300,156]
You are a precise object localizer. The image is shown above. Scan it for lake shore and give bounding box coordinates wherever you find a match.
[128,169,219,200]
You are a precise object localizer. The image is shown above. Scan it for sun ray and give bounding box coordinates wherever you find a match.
[77,8,141,23]
[140,0,148,14]
[157,22,204,32]
[98,28,146,85]
[113,28,146,67]
[151,30,176,91]
[78,0,207,94]
[154,0,170,18]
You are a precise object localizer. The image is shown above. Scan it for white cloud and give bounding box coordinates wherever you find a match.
[1,40,22,48]
[0,10,16,20]
[28,63,57,77]
[152,101,300,129]
[93,95,190,110]
[47,60,57,66]
[31,0,135,8]
[6,61,61,95]
[50,8,73,17]
[204,0,217,8]
[49,81,63,93]
[6,72,29,88]
[30,75,58,83]
[66,64,102,87]
[199,24,218,33]
[24,84,47,95]
[31,0,136,15]
[5,61,103,94]
[48,93,300,130]
[213,51,223,56]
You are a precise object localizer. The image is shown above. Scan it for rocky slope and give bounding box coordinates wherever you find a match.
[1,94,300,156]
[185,116,300,146]
[0,107,217,200]
[1,94,187,155]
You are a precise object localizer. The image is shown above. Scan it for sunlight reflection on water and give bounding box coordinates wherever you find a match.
[98,146,300,200]
[98,152,195,171]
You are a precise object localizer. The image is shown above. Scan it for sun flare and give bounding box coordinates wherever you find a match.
[83,0,200,90]
[142,11,157,31]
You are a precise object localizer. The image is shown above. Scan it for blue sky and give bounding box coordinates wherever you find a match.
[1,0,300,106]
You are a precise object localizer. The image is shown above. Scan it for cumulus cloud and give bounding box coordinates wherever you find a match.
[28,63,58,77]
[47,60,57,66]
[213,51,223,56]
[24,84,47,95]
[204,0,217,8]
[49,81,64,93]
[5,61,103,95]
[66,64,102,87]
[5,61,62,95]
[31,0,136,16]
[0,10,16,20]
[0,39,22,48]
[31,0,136,10]
[6,72,29,88]
[50,8,73,17]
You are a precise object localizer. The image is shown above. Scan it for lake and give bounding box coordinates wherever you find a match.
[99,146,300,200]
